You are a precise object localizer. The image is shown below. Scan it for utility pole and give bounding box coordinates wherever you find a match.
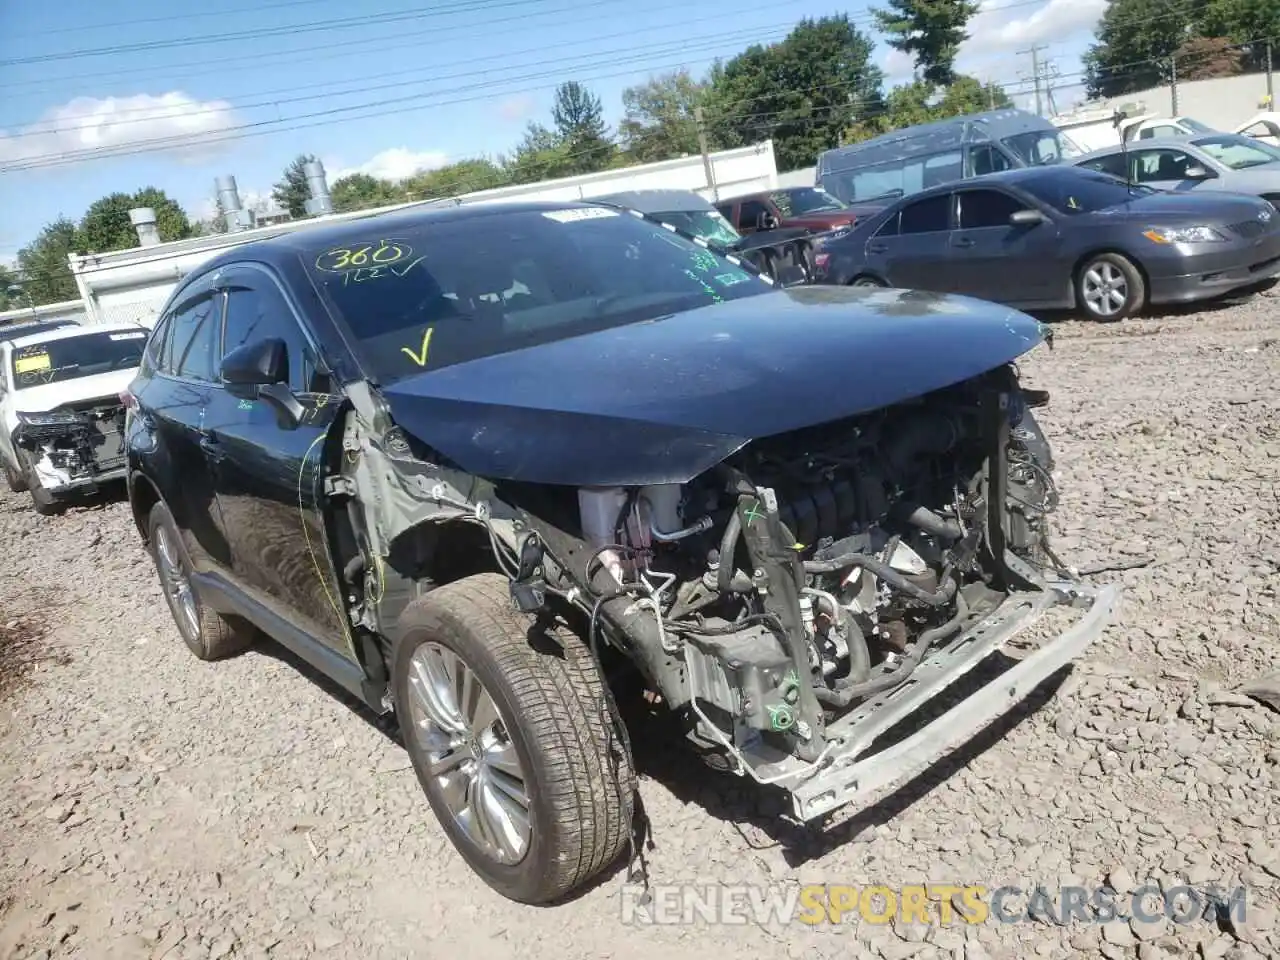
[694,106,718,202]
[1017,44,1049,116]
[1169,55,1179,114]
[1267,40,1274,104]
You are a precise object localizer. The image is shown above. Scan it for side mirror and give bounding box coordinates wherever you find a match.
[222,337,287,386]
[757,212,779,231]
[1184,164,1214,179]
[1010,209,1048,226]
[220,338,305,428]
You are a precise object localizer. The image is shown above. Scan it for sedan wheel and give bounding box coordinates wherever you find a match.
[1076,253,1144,322]
[851,275,886,288]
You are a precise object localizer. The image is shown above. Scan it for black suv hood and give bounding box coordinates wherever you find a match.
[381,286,1049,486]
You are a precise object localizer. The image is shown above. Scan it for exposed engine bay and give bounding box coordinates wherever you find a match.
[327,361,1116,820]
[13,399,128,488]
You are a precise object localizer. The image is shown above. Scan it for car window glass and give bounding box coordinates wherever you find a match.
[738,199,770,227]
[874,211,900,237]
[170,294,223,382]
[958,190,1025,229]
[970,145,1013,176]
[1081,153,1127,178]
[144,313,172,372]
[1133,149,1193,182]
[222,280,325,394]
[1191,134,1280,169]
[898,194,952,234]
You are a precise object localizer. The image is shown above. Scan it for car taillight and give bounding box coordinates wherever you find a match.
[815,253,831,268]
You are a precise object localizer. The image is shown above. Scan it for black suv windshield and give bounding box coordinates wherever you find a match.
[1017,169,1154,214]
[1001,129,1083,165]
[10,328,147,388]
[303,206,771,383]
[771,188,846,215]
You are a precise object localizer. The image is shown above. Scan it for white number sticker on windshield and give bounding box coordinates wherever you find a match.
[109,331,147,340]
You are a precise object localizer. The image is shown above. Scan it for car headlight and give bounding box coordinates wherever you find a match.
[1142,225,1227,244]
[16,410,83,426]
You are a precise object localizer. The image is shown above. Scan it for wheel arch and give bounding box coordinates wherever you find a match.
[128,470,163,543]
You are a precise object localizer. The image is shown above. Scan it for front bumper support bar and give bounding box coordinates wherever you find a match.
[762,579,1121,821]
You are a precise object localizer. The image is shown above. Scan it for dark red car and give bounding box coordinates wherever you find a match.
[716,186,865,234]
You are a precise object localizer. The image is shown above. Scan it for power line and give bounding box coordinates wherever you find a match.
[1,0,1053,92]
[0,0,566,68]
[5,1,795,137]
[7,0,356,40]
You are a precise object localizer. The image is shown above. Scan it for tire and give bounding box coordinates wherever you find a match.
[1075,252,1144,322]
[146,500,255,660]
[850,274,886,288]
[3,458,27,493]
[393,573,635,905]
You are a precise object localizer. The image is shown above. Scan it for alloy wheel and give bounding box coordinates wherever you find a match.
[154,525,200,641]
[1082,261,1128,318]
[406,641,532,864]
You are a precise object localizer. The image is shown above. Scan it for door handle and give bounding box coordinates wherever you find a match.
[868,243,887,254]
[952,237,975,248]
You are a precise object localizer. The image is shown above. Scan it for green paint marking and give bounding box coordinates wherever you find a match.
[237,399,254,410]
[743,503,764,526]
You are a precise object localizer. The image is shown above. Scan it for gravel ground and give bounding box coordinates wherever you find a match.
[1,293,1279,960]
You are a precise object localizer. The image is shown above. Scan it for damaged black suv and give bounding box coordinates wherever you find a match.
[124,200,1120,904]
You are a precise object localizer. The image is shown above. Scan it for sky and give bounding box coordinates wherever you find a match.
[0,0,1108,262]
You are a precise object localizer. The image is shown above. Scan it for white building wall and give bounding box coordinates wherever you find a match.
[70,142,780,328]
[1090,73,1274,132]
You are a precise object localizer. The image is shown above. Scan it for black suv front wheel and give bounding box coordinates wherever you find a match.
[392,573,634,904]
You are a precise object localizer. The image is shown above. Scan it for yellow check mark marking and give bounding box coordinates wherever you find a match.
[400,327,433,367]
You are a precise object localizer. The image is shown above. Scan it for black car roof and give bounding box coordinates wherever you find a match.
[895,164,1116,202]
[197,198,621,273]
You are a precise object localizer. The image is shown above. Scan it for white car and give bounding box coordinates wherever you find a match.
[1236,112,1280,147]
[0,321,148,513]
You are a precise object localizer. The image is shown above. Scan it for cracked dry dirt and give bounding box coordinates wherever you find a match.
[1,294,1279,960]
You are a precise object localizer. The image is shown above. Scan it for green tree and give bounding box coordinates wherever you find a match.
[330,173,406,213]
[618,69,709,163]
[704,16,885,170]
[504,122,578,183]
[78,187,194,253]
[872,0,980,86]
[1199,0,1280,71]
[403,158,508,198]
[15,219,80,306]
[0,264,18,311]
[845,76,1010,143]
[550,81,615,174]
[272,154,318,219]
[1084,0,1197,98]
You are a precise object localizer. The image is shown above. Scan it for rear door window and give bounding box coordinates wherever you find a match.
[898,194,953,234]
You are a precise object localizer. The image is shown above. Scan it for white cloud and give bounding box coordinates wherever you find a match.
[329,147,449,183]
[0,92,239,168]
[496,93,538,123]
[963,0,1106,56]
[881,47,918,85]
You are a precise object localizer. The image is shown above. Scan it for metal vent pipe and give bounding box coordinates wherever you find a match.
[129,208,161,246]
[303,160,333,216]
